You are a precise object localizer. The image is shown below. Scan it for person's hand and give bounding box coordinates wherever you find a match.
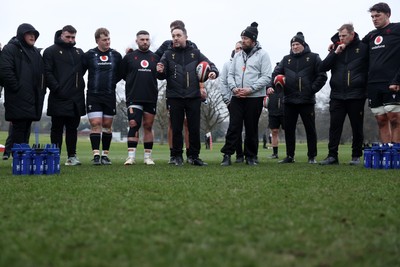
[156,63,164,73]
[389,84,400,92]
[328,43,335,51]
[234,88,252,98]
[200,87,207,100]
[266,87,274,95]
[208,72,216,80]
[335,43,346,54]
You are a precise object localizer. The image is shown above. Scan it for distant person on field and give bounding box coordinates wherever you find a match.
[157,26,218,166]
[43,25,86,166]
[274,32,327,164]
[265,63,285,160]
[319,23,368,166]
[362,2,400,143]
[82,28,122,165]
[218,40,245,163]
[0,23,45,151]
[220,22,272,166]
[120,30,160,165]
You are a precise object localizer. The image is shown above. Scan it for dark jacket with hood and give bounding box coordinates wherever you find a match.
[0,23,45,121]
[273,44,327,105]
[43,30,85,117]
[158,42,219,99]
[319,32,368,100]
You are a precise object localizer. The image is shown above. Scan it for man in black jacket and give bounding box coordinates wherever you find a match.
[157,26,218,166]
[0,23,45,148]
[43,25,85,166]
[274,32,327,164]
[319,24,368,166]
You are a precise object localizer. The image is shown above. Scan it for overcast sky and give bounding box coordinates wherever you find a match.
[1,0,400,106]
[2,0,399,69]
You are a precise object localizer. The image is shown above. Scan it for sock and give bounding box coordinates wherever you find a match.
[90,133,101,152]
[102,132,112,151]
[273,147,278,155]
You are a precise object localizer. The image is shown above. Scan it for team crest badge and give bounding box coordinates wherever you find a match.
[141,60,149,68]
[374,36,383,45]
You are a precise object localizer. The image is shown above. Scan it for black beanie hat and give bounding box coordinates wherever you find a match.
[291,32,305,46]
[241,22,258,41]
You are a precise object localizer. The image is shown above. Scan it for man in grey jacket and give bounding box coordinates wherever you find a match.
[221,22,272,166]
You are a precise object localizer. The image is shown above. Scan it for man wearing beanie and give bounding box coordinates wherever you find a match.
[0,23,46,148]
[273,32,327,164]
[221,22,272,166]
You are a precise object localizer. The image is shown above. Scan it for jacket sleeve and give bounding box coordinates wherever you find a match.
[250,51,272,92]
[43,48,59,93]
[218,61,231,104]
[0,45,19,92]
[319,51,337,72]
[312,54,328,93]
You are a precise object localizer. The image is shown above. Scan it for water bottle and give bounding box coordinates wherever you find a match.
[12,144,22,175]
[363,144,372,168]
[392,143,400,169]
[382,144,392,169]
[371,143,382,169]
[20,144,32,175]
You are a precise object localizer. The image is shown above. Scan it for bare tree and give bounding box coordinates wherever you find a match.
[153,80,169,145]
[200,79,229,134]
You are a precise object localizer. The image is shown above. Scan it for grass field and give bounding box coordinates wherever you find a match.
[0,134,399,267]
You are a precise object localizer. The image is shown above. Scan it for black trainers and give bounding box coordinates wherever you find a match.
[187,156,194,164]
[246,157,258,166]
[221,154,231,166]
[349,157,360,165]
[278,156,295,163]
[191,157,208,166]
[319,156,338,165]
[92,155,101,165]
[168,156,176,164]
[2,152,10,160]
[235,156,244,163]
[175,156,184,166]
[101,156,112,165]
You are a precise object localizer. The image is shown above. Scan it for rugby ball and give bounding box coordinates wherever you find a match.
[196,61,210,83]
[274,74,285,88]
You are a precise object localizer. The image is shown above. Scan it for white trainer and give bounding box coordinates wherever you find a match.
[65,156,81,166]
[124,157,136,165]
[144,158,155,165]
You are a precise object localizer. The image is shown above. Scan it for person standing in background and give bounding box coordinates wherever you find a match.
[43,25,86,166]
[219,40,245,163]
[0,23,45,150]
[83,28,122,165]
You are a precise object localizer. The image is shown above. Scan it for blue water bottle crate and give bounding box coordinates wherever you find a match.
[364,142,400,170]
[11,143,60,175]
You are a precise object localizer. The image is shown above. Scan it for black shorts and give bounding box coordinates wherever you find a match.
[367,83,400,108]
[127,102,157,116]
[86,94,116,115]
[268,115,284,130]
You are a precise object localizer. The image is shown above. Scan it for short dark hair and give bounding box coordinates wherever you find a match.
[62,25,77,34]
[369,2,391,16]
[171,25,187,36]
[95,28,109,41]
[170,20,185,29]
[136,30,149,36]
